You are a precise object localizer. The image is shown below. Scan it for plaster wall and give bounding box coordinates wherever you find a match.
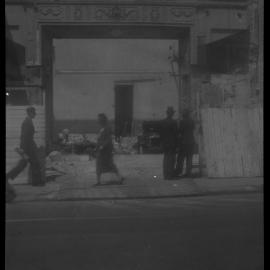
[53,39,179,133]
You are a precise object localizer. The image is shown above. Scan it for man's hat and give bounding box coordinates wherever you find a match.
[166,106,175,114]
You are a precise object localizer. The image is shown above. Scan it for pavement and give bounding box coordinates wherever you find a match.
[6,194,264,270]
[9,154,264,203]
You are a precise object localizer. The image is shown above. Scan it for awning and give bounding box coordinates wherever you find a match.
[198,30,249,73]
[207,30,249,49]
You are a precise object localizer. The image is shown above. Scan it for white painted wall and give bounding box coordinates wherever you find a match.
[133,80,178,120]
[53,39,179,122]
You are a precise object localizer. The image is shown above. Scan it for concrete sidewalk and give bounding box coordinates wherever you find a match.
[10,154,263,202]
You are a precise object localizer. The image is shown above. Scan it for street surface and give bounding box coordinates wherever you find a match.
[6,193,263,270]
[10,153,263,202]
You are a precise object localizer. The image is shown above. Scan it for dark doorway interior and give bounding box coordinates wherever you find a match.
[115,84,133,138]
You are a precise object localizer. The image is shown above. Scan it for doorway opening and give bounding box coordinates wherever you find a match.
[114,84,133,139]
[42,25,190,148]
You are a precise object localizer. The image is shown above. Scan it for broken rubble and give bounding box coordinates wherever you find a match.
[45,151,76,180]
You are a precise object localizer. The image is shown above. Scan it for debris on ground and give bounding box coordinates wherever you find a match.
[113,137,138,154]
[55,132,142,156]
[56,133,97,157]
[45,151,76,180]
[47,151,62,162]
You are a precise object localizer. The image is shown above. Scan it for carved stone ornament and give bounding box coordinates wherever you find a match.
[150,7,161,21]
[170,7,194,21]
[95,5,139,21]
[37,4,194,24]
[74,7,83,20]
[38,5,64,19]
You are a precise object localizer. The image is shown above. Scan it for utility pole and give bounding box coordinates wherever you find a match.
[248,0,261,103]
[258,0,263,103]
[169,44,182,119]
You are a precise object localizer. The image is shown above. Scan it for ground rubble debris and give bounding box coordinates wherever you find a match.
[113,136,138,154]
[45,151,75,180]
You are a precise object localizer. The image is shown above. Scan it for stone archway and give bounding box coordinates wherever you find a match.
[37,3,193,149]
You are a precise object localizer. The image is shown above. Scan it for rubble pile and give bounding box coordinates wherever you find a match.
[113,137,138,154]
[57,130,139,156]
[45,151,75,180]
[57,133,97,156]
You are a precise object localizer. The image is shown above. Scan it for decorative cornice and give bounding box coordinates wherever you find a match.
[6,1,249,27]
[36,4,196,24]
[6,0,248,9]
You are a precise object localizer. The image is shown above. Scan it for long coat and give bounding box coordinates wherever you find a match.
[160,117,178,179]
[178,118,195,154]
[96,125,117,175]
[160,118,178,152]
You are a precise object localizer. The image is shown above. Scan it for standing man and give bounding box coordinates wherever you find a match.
[161,107,178,180]
[175,109,195,177]
[6,106,44,188]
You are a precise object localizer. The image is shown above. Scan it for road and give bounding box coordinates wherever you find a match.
[6,194,263,270]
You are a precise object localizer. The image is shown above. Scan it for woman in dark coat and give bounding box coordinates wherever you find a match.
[95,113,124,186]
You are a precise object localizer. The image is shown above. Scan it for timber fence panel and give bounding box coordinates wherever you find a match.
[201,107,263,177]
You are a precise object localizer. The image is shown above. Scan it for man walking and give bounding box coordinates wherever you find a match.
[175,109,195,177]
[6,106,44,190]
[161,107,178,180]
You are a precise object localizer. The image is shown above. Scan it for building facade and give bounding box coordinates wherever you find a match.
[6,0,256,144]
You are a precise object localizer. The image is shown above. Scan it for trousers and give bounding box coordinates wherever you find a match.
[6,149,43,185]
[175,150,193,176]
[163,150,176,179]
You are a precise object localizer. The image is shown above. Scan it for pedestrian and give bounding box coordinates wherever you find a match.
[161,106,178,180]
[6,106,44,188]
[6,182,16,202]
[95,113,124,186]
[175,109,195,177]
[6,148,28,202]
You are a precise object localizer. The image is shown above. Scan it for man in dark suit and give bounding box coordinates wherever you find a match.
[6,106,44,189]
[161,106,178,180]
[175,109,195,177]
